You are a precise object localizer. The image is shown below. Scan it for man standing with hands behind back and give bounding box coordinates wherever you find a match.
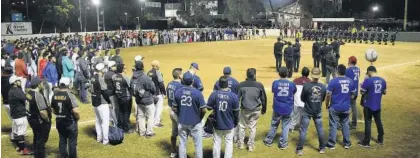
[273,38,284,72]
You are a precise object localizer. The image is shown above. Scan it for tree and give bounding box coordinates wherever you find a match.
[225,0,264,25]
[37,0,75,33]
[177,0,213,25]
[300,0,339,18]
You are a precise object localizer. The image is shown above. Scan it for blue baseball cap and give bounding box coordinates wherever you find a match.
[183,72,194,83]
[191,62,199,70]
[223,67,231,75]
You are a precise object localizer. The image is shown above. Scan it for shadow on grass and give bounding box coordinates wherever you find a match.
[83,124,97,140]
[2,126,12,135]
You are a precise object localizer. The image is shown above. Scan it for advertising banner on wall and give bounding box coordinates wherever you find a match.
[1,22,33,36]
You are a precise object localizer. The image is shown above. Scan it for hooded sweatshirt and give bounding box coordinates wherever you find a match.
[131,70,156,105]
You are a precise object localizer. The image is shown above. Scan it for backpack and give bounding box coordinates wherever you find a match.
[204,114,215,135]
[108,126,124,145]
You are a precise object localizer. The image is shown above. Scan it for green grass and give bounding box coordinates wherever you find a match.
[2,38,420,158]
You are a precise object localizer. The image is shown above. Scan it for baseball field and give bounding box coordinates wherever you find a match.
[2,38,420,157]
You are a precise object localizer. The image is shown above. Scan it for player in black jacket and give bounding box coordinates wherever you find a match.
[113,65,134,132]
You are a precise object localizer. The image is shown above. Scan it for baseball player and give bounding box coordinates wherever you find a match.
[90,63,111,145]
[147,60,166,127]
[167,68,184,158]
[284,42,294,78]
[184,62,204,91]
[27,76,52,158]
[296,68,327,155]
[358,66,386,147]
[263,67,297,149]
[105,61,118,126]
[8,75,33,155]
[237,68,267,152]
[325,64,356,149]
[213,67,239,95]
[207,76,240,158]
[51,77,80,158]
[113,64,133,133]
[345,56,361,129]
[273,38,285,72]
[174,72,206,158]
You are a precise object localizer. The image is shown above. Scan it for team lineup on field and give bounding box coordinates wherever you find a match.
[2,36,420,158]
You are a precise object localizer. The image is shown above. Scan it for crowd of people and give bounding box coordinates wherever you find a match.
[1,30,387,158]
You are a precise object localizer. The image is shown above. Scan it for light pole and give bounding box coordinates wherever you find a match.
[404,0,408,31]
[85,7,90,32]
[25,0,29,19]
[92,0,100,32]
[79,0,82,32]
[125,12,128,30]
[135,17,140,30]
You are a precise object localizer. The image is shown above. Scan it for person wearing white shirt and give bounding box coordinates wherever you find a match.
[290,67,312,132]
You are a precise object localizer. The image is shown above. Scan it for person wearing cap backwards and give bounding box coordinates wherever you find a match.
[62,50,75,88]
[90,63,111,145]
[296,68,327,156]
[173,72,207,158]
[325,64,356,150]
[293,39,301,72]
[345,56,361,129]
[112,64,134,133]
[8,75,33,155]
[237,68,267,152]
[130,61,157,137]
[207,76,240,158]
[358,66,386,148]
[104,61,119,125]
[213,66,239,95]
[185,62,204,91]
[263,67,297,150]
[51,77,80,158]
[166,68,184,158]
[147,60,167,127]
[75,51,90,103]
[289,67,311,132]
[43,55,58,103]
[283,42,294,78]
[26,76,52,158]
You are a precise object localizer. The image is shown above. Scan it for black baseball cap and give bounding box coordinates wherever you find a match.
[367,66,377,72]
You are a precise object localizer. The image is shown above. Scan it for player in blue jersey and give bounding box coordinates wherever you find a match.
[213,67,239,95]
[325,64,356,150]
[345,56,361,129]
[166,68,184,158]
[174,72,206,158]
[207,76,240,158]
[184,62,204,91]
[263,67,297,149]
[358,66,387,147]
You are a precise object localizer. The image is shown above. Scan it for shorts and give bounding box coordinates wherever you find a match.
[13,117,28,136]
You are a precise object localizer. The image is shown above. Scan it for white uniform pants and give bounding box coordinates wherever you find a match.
[94,104,110,144]
[154,94,164,125]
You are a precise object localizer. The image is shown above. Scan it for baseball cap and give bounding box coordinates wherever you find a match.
[134,55,144,62]
[95,63,105,71]
[108,61,116,67]
[367,66,377,72]
[183,72,194,83]
[349,56,357,64]
[135,61,144,70]
[223,67,231,75]
[30,76,42,86]
[191,62,199,70]
[311,67,322,79]
[59,77,71,86]
[9,75,22,84]
[246,68,256,78]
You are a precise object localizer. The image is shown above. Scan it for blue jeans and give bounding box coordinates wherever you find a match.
[78,79,88,103]
[297,112,325,150]
[264,112,291,148]
[327,108,351,147]
[178,123,203,158]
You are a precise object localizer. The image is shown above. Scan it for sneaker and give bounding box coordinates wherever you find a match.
[326,145,335,150]
[319,148,325,154]
[358,142,370,148]
[296,149,303,156]
[146,133,156,138]
[154,123,164,128]
[377,141,384,145]
[248,146,255,152]
[263,141,273,147]
[238,143,245,149]
[170,153,178,158]
[138,132,146,137]
[344,145,351,149]
[20,148,33,155]
[202,133,213,138]
[279,145,288,150]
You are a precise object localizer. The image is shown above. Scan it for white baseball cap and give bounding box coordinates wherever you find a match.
[59,77,71,86]
[95,63,105,71]
[134,55,145,62]
[108,61,116,68]
[9,75,22,84]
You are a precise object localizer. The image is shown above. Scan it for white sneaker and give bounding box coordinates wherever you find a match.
[170,153,178,158]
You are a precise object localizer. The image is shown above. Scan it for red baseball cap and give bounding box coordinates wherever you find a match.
[349,56,357,63]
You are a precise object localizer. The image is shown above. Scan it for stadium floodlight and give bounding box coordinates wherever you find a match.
[125,12,128,15]
[92,0,100,5]
[372,5,379,12]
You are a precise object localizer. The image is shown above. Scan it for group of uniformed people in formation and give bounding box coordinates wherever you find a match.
[302,29,397,45]
[2,36,387,158]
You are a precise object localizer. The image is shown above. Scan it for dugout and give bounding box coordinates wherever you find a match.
[311,18,355,30]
